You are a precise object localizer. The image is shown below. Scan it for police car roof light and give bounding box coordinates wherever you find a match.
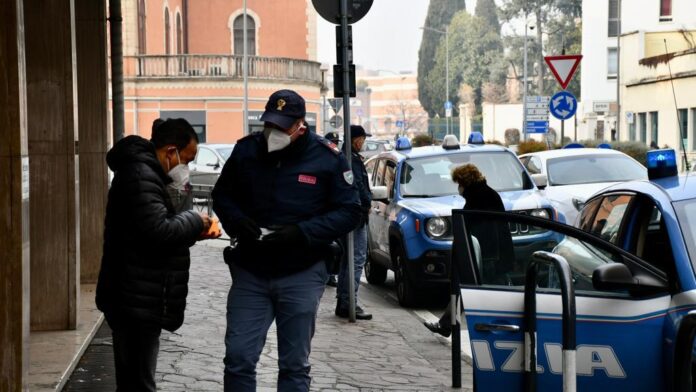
[597,143,612,149]
[647,149,678,180]
[467,132,484,145]
[395,136,412,151]
[442,134,460,150]
[563,143,584,149]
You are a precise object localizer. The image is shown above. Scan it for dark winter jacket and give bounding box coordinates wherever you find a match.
[96,135,204,332]
[352,151,372,227]
[462,180,516,284]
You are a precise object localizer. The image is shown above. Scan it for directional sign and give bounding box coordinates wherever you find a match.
[549,91,578,120]
[329,115,343,129]
[396,120,406,128]
[526,121,549,134]
[328,98,343,114]
[525,96,550,122]
[312,0,374,25]
[544,55,583,90]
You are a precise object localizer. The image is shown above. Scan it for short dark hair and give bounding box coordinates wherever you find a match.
[151,118,199,150]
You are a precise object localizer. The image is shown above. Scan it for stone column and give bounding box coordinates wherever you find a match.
[0,0,30,389]
[24,0,80,331]
[75,0,109,284]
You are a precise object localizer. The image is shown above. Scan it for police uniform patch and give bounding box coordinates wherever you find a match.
[343,170,354,185]
[318,137,341,155]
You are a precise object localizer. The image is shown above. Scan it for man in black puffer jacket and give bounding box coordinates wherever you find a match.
[96,118,211,392]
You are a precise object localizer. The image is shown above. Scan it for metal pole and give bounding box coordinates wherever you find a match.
[446,26,450,136]
[523,16,528,141]
[109,0,125,142]
[243,0,249,135]
[339,0,356,322]
[615,0,622,141]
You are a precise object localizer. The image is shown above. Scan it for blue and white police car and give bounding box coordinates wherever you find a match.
[456,149,696,391]
[364,134,557,307]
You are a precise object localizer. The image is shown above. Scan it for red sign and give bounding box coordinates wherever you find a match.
[298,174,317,185]
[544,55,583,90]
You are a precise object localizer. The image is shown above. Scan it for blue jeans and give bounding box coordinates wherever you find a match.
[337,224,367,307]
[223,260,327,392]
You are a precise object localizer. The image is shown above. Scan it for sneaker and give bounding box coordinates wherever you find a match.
[423,320,452,337]
[335,303,373,320]
[326,275,337,287]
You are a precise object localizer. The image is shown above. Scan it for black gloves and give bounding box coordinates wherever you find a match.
[236,217,262,240]
[262,225,307,247]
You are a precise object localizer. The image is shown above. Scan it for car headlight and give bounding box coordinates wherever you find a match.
[425,217,449,238]
[529,209,550,219]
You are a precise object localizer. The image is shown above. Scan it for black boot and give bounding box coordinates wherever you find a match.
[335,303,373,320]
[423,320,451,337]
[326,275,337,287]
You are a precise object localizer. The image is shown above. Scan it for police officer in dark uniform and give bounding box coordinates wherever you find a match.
[335,125,373,320]
[211,89,361,392]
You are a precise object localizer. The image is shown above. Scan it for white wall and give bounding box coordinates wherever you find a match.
[621,0,696,32]
[581,0,618,112]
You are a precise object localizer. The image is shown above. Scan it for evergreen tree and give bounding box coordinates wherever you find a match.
[475,0,500,35]
[417,0,467,117]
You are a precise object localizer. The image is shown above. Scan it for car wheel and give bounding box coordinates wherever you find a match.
[365,244,387,285]
[393,244,418,307]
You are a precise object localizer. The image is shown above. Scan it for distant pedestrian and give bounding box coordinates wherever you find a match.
[650,140,659,149]
[335,125,373,320]
[96,118,215,392]
[212,89,361,391]
[423,164,512,337]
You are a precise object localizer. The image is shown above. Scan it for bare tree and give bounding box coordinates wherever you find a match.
[385,89,428,135]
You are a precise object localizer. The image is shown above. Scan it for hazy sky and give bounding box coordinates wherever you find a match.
[317,1,456,73]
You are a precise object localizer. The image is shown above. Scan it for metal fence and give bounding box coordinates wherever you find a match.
[125,55,322,83]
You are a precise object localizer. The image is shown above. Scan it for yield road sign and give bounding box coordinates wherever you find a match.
[549,91,578,120]
[328,98,343,114]
[544,55,583,90]
[329,115,343,129]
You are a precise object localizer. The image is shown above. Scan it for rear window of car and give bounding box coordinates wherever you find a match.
[547,154,646,186]
[399,151,531,197]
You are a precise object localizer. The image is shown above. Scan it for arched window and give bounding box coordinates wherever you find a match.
[164,8,171,54]
[176,13,183,54]
[137,0,146,54]
[233,15,256,56]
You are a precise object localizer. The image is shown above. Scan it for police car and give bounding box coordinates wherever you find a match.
[456,149,696,391]
[364,134,557,307]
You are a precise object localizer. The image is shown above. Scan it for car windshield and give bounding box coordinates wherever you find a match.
[400,151,530,197]
[675,199,696,268]
[547,154,646,186]
[216,147,234,162]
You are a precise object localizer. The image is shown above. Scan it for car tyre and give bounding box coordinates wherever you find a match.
[365,244,387,285]
[393,243,419,307]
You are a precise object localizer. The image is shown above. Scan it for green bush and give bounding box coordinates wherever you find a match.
[486,140,503,145]
[610,141,648,166]
[411,134,433,147]
[517,140,548,155]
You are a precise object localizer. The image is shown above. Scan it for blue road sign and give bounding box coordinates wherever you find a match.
[526,120,549,134]
[444,101,453,110]
[549,91,578,120]
[396,120,404,128]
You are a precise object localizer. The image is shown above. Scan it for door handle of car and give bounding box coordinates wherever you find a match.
[474,323,520,333]
[373,207,381,212]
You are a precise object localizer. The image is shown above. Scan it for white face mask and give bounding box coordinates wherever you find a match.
[264,123,305,153]
[167,149,190,190]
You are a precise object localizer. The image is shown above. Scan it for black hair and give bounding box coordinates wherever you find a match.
[150,118,199,150]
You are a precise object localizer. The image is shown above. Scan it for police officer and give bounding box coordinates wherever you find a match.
[335,125,373,320]
[212,89,361,392]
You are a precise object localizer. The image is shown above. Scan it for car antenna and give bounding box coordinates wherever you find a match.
[663,39,690,175]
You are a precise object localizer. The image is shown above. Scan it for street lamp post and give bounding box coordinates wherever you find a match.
[421,26,449,135]
[522,16,528,141]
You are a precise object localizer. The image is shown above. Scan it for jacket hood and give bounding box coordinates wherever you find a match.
[106,135,167,179]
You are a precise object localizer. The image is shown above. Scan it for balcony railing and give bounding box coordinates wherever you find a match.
[124,55,322,84]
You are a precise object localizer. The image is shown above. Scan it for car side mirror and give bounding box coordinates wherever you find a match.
[592,263,668,294]
[371,185,389,202]
[531,174,548,189]
[206,161,221,169]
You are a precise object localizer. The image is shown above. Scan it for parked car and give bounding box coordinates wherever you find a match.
[458,149,696,391]
[189,143,234,192]
[519,148,647,225]
[364,136,558,306]
[360,139,393,159]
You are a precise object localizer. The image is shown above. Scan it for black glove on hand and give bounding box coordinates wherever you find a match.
[262,225,306,247]
[236,217,262,240]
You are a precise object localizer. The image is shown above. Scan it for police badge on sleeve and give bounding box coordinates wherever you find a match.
[343,170,354,185]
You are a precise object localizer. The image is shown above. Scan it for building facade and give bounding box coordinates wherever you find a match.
[616,0,696,167]
[121,0,323,142]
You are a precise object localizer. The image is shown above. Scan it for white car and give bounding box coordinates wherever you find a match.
[519,148,647,225]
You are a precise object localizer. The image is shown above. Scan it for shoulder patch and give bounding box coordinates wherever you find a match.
[318,137,341,155]
[343,170,354,185]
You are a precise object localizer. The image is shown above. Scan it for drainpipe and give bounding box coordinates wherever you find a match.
[183,0,189,53]
[109,0,125,141]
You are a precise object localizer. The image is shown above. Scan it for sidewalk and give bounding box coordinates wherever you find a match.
[65,241,472,391]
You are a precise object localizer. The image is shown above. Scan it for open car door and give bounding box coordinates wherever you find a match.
[452,210,672,391]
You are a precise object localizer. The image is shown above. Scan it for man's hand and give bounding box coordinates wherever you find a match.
[262,225,306,247]
[237,217,262,240]
[197,212,212,232]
